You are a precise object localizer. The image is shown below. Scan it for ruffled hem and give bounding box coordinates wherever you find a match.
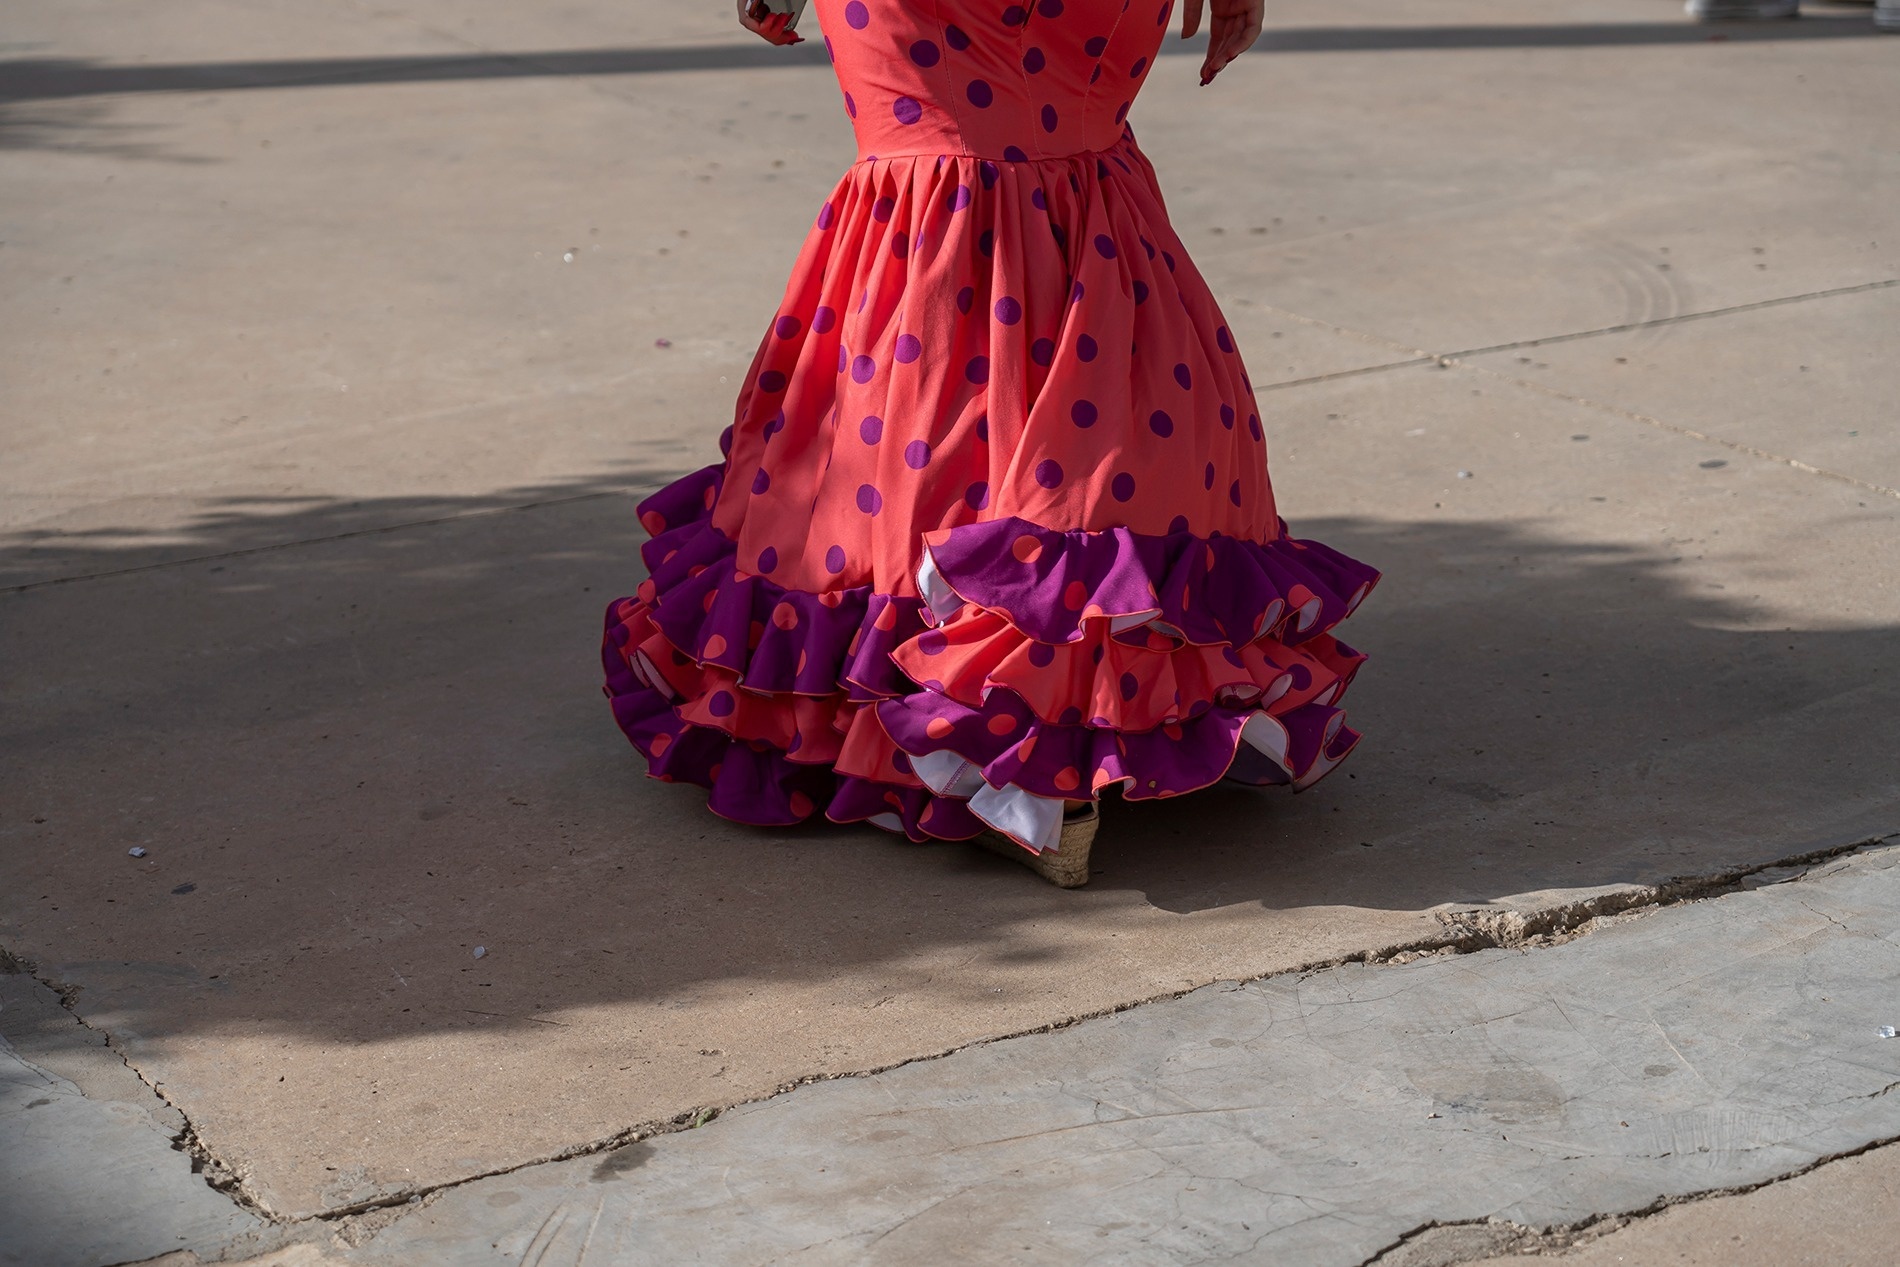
[603,465,1379,854]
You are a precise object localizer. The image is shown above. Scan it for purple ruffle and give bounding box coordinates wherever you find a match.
[920,516,1379,648]
[877,686,1359,801]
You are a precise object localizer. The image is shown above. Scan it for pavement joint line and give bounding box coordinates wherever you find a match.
[41,832,1883,1230]
[1360,1129,1900,1267]
[1433,277,1900,362]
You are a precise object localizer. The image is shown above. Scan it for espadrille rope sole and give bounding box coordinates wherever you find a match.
[976,810,1098,888]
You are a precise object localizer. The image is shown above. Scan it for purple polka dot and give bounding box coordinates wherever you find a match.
[1120,672,1139,701]
[718,426,733,457]
[1034,459,1064,489]
[952,184,972,211]
[994,296,1022,325]
[904,439,931,469]
[894,333,922,364]
[1090,65,1101,84]
[964,481,990,510]
[775,314,801,340]
[1140,236,1156,260]
[1112,472,1136,501]
[1229,480,1243,506]
[1031,337,1055,366]
[757,546,778,572]
[758,369,787,393]
[1040,104,1058,133]
[1076,334,1098,362]
[763,411,784,437]
[1163,250,1177,272]
[1070,399,1098,428]
[946,24,971,50]
[1085,35,1108,57]
[752,469,771,495]
[1149,410,1174,437]
[856,484,883,515]
[837,345,848,373]
[966,79,994,108]
[844,1,870,28]
[851,354,875,384]
[788,732,804,754]
[1114,101,1130,124]
[1029,643,1056,668]
[893,96,923,126]
[1023,47,1046,74]
[1173,362,1193,390]
[1003,145,1029,163]
[825,545,846,573]
[956,286,974,314]
[1133,280,1150,304]
[1168,515,1190,534]
[917,629,948,655]
[812,305,837,333]
[1222,646,1246,669]
[1248,412,1264,441]
[816,202,835,230]
[859,414,884,444]
[1132,56,1149,77]
[843,91,857,118]
[709,689,736,717]
[1155,2,1170,24]
[1216,325,1235,353]
[1059,706,1083,725]
[872,195,895,223]
[1040,0,1065,14]
[1031,188,1047,211]
[909,39,940,67]
[980,160,999,188]
[1002,4,1027,24]
[975,415,990,441]
[1220,403,1235,429]
[965,355,990,384]
[1070,281,1085,304]
[1093,234,1117,259]
[1203,462,1215,490]
[891,232,908,259]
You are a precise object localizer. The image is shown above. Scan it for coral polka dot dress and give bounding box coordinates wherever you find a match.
[601,0,1379,854]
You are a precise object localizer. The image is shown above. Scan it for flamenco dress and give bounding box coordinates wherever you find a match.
[601,0,1380,855]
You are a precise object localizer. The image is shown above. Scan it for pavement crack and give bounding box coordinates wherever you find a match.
[3,952,280,1222]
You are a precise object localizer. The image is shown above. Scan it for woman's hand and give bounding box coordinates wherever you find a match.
[1182,0,1264,86]
[737,0,804,45]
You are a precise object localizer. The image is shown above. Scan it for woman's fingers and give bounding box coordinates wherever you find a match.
[1182,0,1205,41]
[735,1,801,45]
[1199,1,1265,84]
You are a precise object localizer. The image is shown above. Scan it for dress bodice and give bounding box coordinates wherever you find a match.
[816,0,1173,161]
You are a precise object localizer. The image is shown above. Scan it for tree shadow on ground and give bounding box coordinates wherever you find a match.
[2,475,1895,1052]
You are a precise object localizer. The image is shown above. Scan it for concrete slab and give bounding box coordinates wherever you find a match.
[4,358,1896,1218]
[1472,1142,1900,1267]
[318,843,1900,1265]
[0,965,267,1267]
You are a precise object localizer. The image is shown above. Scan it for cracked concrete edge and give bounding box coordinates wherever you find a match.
[1361,1131,1900,1267]
[30,826,1884,1252]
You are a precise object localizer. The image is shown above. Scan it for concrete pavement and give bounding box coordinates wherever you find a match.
[2,0,1896,1261]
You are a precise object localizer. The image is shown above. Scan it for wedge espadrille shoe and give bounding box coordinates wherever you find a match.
[977,807,1098,888]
